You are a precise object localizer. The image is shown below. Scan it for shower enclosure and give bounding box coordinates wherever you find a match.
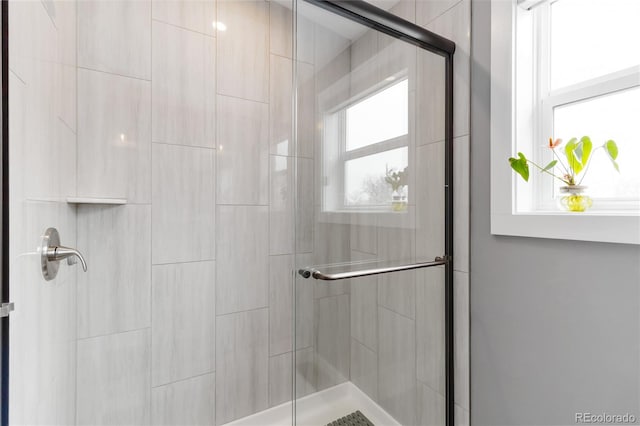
[1,0,456,424]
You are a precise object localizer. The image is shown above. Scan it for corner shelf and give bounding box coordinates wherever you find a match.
[66,197,128,205]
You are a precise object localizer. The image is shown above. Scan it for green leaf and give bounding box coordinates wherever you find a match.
[612,160,620,172]
[564,137,583,175]
[580,136,592,166]
[509,152,530,182]
[542,160,558,171]
[605,139,618,160]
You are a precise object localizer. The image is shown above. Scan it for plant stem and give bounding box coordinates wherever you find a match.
[552,150,572,177]
[577,146,601,186]
[527,160,572,185]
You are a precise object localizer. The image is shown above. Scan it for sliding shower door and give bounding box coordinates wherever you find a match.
[293,1,453,425]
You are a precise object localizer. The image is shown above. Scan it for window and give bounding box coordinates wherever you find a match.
[490,0,640,244]
[323,78,409,210]
[520,0,640,211]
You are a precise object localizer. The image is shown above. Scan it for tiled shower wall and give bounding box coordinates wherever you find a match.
[8,1,469,426]
[10,0,298,424]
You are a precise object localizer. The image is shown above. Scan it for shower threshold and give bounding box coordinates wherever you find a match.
[223,382,400,426]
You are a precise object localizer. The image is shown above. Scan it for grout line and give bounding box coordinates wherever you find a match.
[151,140,216,150]
[377,304,415,323]
[215,306,270,318]
[8,69,26,85]
[58,116,76,135]
[351,335,376,355]
[216,92,270,106]
[76,326,151,343]
[216,203,270,208]
[151,259,216,267]
[421,0,465,27]
[152,370,216,390]
[76,66,151,83]
[151,18,216,39]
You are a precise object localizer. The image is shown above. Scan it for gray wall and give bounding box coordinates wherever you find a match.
[470,1,640,425]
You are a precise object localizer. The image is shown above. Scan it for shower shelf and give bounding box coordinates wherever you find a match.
[66,197,127,205]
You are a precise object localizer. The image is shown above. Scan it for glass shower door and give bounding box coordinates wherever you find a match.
[293,1,453,425]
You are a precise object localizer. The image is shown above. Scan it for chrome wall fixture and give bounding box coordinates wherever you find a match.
[40,227,87,281]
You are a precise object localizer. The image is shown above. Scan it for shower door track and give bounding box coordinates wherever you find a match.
[298,2,456,425]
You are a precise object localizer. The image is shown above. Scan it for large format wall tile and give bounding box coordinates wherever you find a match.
[417,381,445,426]
[217,0,269,102]
[454,271,470,411]
[152,0,216,35]
[152,261,216,386]
[296,157,314,253]
[350,339,378,400]
[10,201,77,426]
[152,373,215,426]
[416,0,463,26]
[350,251,377,351]
[416,52,446,145]
[315,294,350,390]
[77,329,151,425]
[18,11,76,202]
[78,0,151,79]
[152,22,215,148]
[216,206,269,314]
[270,255,294,355]
[425,0,470,138]
[378,307,416,425]
[270,2,293,58]
[216,95,269,205]
[270,155,294,255]
[454,136,470,273]
[216,309,269,425]
[295,252,315,350]
[296,62,316,159]
[270,55,293,157]
[77,69,151,203]
[377,227,416,319]
[269,352,293,407]
[416,142,445,260]
[296,347,317,398]
[77,205,151,338]
[152,143,215,264]
[416,266,445,394]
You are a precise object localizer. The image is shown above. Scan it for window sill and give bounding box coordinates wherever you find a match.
[491,212,640,245]
[319,207,415,228]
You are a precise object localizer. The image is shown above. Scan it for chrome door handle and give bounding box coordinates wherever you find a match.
[41,227,88,281]
[298,256,449,281]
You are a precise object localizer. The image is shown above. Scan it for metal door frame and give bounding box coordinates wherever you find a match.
[1,0,9,424]
[298,2,456,424]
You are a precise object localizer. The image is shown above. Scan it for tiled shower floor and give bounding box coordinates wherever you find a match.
[223,382,400,426]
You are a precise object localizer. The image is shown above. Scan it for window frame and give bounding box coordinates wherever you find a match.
[490,0,640,245]
[533,1,640,211]
[323,76,410,212]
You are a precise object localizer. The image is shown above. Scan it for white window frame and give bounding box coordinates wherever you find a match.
[490,0,640,245]
[322,76,409,212]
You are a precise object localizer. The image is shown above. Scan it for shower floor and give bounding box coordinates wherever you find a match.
[223,382,400,426]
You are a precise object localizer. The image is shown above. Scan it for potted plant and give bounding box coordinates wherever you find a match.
[385,166,408,211]
[509,136,619,212]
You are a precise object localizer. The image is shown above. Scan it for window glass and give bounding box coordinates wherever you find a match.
[550,0,640,90]
[346,79,408,151]
[344,147,408,206]
[553,86,640,199]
